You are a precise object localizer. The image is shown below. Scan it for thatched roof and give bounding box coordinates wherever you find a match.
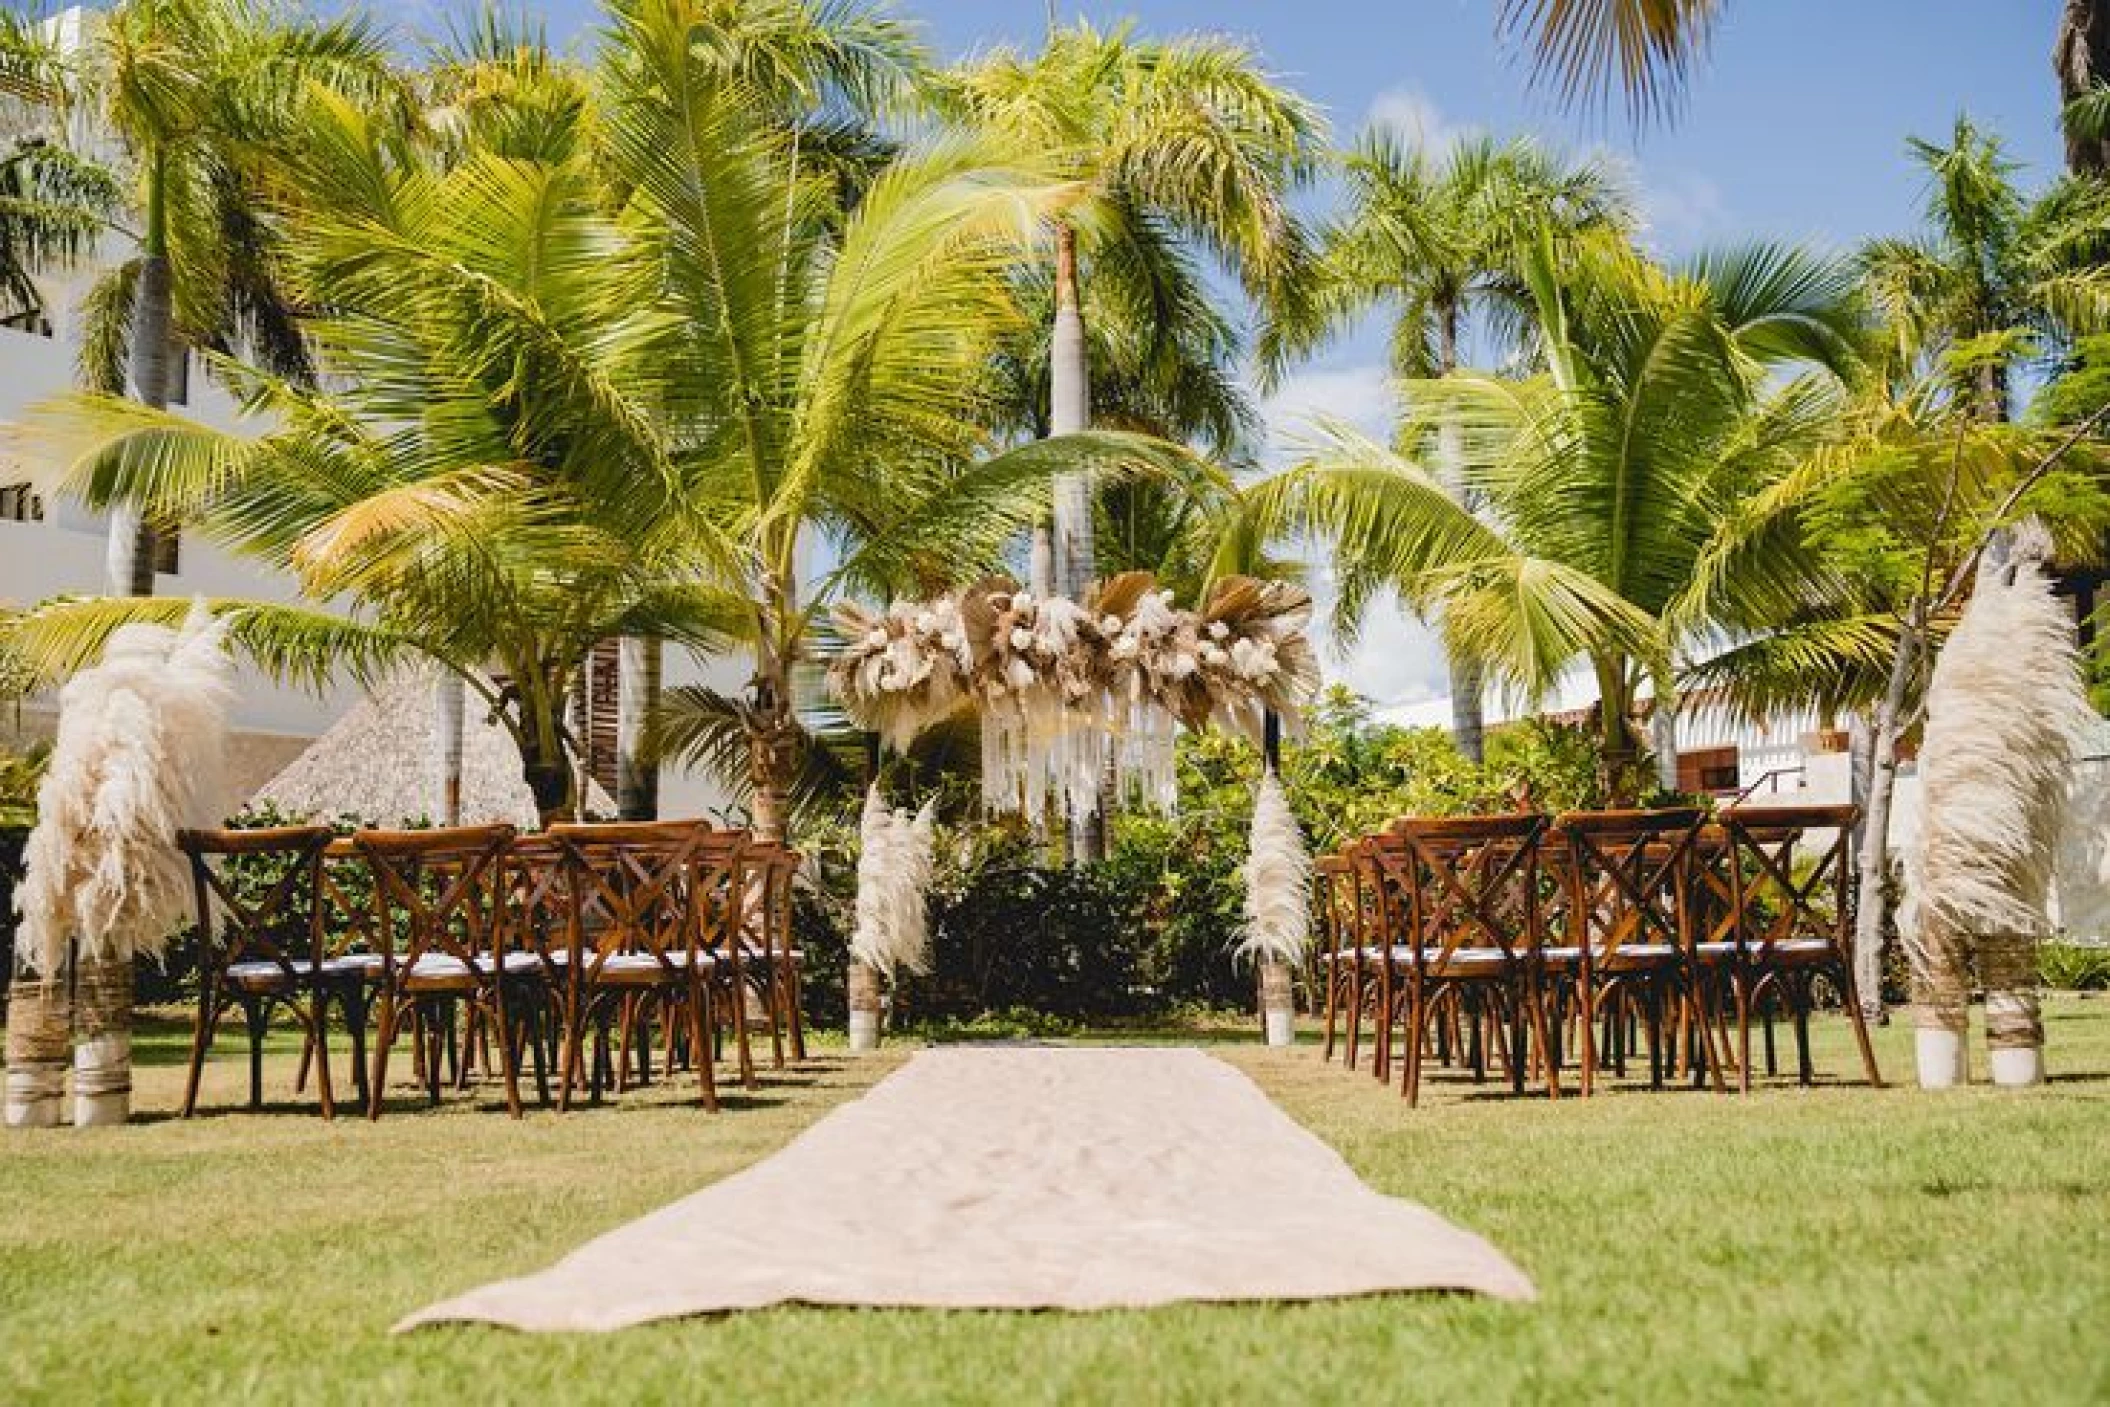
[248,673,610,828]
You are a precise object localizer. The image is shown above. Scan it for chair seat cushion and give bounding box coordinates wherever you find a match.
[224,959,310,990]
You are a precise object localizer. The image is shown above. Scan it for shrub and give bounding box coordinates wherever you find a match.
[2041,939,2110,991]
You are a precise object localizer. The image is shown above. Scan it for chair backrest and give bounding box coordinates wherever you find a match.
[351,824,517,972]
[1369,813,1549,972]
[687,829,754,968]
[178,825,335,984]
[503,834,570,975]
[1313,853,1361,965]
[1719,803,1858,959]
[1553,808,1707,959]
[742,841,801,960]
[547,820,709,978]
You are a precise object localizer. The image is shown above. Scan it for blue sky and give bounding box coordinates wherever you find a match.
[497,0,2070,715]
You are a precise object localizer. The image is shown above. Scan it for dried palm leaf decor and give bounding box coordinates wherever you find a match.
[829,572,1318,826]
[1908,534,2093,1088]
[8,603,234,1126]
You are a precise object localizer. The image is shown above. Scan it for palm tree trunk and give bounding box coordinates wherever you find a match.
[616,636,661,821]
[1434,304,1487,764]
[1651,685,1681,795]
[434,673,465,825]
[1854,604,1925,1030]
[107,156,170,599]
[1048,220,1093,597]
[1447,648,1486,764]
[2056,0,2110,174]
[1595,661,1641,805]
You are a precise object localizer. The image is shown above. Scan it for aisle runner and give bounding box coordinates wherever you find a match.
[399,1047,1533,1332]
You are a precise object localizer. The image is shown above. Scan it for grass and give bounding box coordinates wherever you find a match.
[3,999,2109,1405]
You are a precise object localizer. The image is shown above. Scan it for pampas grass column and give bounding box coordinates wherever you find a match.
[8,605,233,1125]
[1911,535,2092,1088]
[1240,769,1311,1047]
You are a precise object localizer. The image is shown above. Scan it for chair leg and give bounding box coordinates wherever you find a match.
[1834,962,1884,1088]
[689,977,719,1112]
[309,993,336,1121]
[181,985,220,1120]
[786,961,807,1062]
[240,997,269,1111]
[368,997,397,1122]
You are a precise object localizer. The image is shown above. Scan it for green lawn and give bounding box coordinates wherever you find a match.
[3,1000,2108,1405]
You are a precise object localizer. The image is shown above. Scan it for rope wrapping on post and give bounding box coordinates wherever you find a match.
[5,973,70,1127]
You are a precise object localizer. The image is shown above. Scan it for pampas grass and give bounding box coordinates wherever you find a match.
[15,602,234,975]
[1237,770,1312,969]
[849,785,939,980]
[1908,535,2095,1081]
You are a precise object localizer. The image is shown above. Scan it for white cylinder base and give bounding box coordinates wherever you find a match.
[1987,1045,2044,1088]
[847,1010,879,1054]
[5,1068,66,1128]
[1263,1007,1295,1048]
[1915,1028,1968,1089]
[73,1034,131,1127]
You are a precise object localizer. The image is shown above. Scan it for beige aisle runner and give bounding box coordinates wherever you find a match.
[399,1046,1533,1332]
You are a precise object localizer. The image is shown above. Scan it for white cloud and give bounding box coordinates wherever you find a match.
[1363,86,1476,153]
[1639,172,1730,249]
[1258,363,1396,465]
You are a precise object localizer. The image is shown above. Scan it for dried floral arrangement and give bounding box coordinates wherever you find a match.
[827,572,1318,822]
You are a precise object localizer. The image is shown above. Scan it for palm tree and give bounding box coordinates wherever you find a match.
[0,13,122,327]
[597,0,1193,842]
[2057,0,2110,174]
[1263,129,1630,761]
[1496,0,1719,122]
[12,86,727,820]
[1860,117,2110,426]
[43,0,402,598]
[940,20,1324,603]
[591,0,924,822]
[1229,231,1865,801]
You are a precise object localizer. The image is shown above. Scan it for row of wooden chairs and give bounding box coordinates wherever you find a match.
[175,819,805,1121]
[1315,804,1883,1104]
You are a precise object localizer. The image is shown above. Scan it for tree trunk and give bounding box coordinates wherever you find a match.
[1434,304,1487,764]
[434,673,465,826]
[616,636,661,821]
[1048,220,1093,598]
[108,158,171,599]
[5,972,69,1128]
[1854,607,1924,1027]
[2056,0,2110,174]
[108,259,169,598]
[1595,662,1641,805]
[1650,688,1681,795]
[1447,647,1486,765]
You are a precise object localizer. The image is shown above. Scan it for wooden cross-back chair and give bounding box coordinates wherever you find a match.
[1315,853,1374,1068]
[355,824,525,1119]
[547,819,720,1112]
[1368,814,1558,1106]
[178,825,339,1118]
[1717,804,1882,1090]
[689,830,761,1089]
[1553,808,1722,1096]
[741,841,806,1066]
